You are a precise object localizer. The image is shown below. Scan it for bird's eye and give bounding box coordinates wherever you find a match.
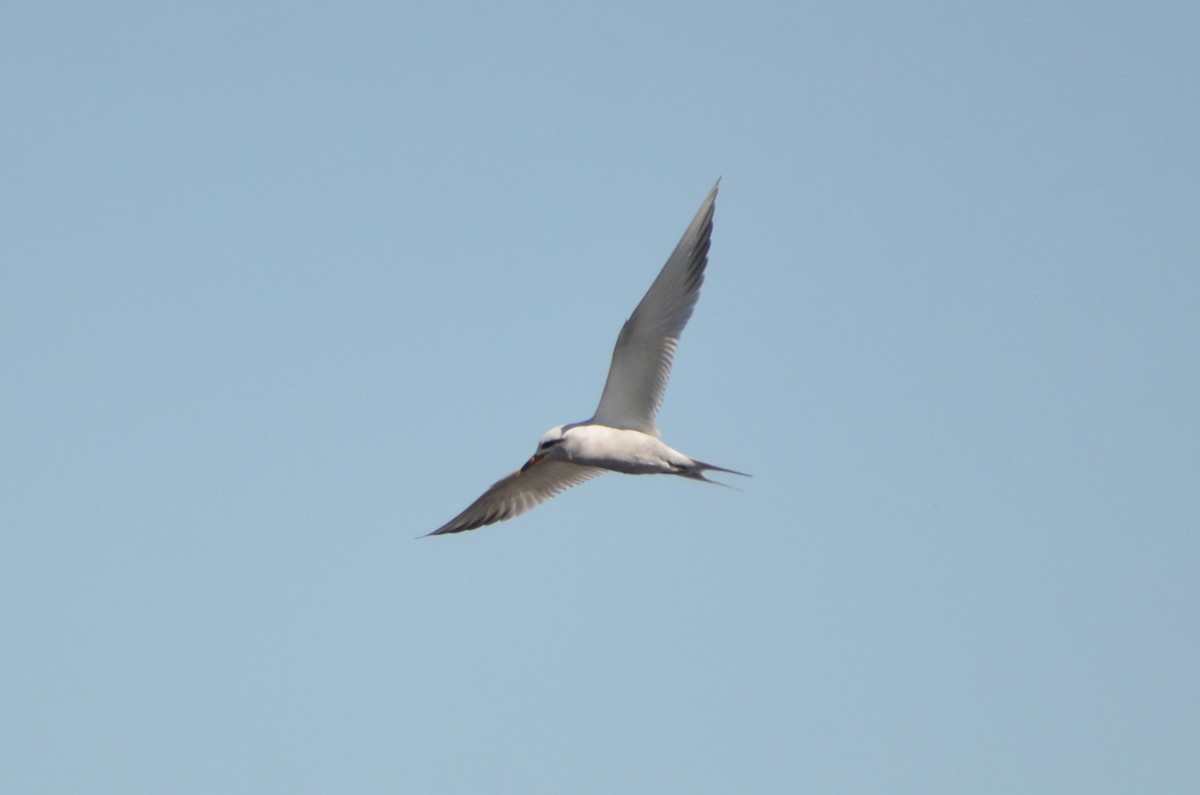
[539,438,562,450]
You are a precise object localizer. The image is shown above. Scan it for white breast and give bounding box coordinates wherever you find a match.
[562,425,686,474]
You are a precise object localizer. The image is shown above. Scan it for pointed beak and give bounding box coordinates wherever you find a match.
[520,453,545,474]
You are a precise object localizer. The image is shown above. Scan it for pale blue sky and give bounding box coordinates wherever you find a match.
[3,2,1198,792]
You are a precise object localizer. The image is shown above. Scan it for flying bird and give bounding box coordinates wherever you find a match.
[428,181,745,536]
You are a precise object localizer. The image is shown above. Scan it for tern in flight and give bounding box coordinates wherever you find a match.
[428,181,746,536]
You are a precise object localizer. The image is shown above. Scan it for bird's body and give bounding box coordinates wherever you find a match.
[428,181,745,536]
[555,425,685,475]
[539,423,742,478]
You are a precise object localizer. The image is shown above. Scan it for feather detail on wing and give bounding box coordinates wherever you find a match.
[427,461,606,536]
[590,181,719,435]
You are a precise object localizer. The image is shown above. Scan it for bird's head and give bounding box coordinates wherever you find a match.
[521,425,567,472]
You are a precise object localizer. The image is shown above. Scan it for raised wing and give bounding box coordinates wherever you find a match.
[427,460,606,536]
[590,181,718,435]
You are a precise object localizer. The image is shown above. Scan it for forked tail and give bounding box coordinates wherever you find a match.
[675,458,751,486]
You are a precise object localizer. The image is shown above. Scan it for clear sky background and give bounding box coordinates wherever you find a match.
[3,2,1198,792]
